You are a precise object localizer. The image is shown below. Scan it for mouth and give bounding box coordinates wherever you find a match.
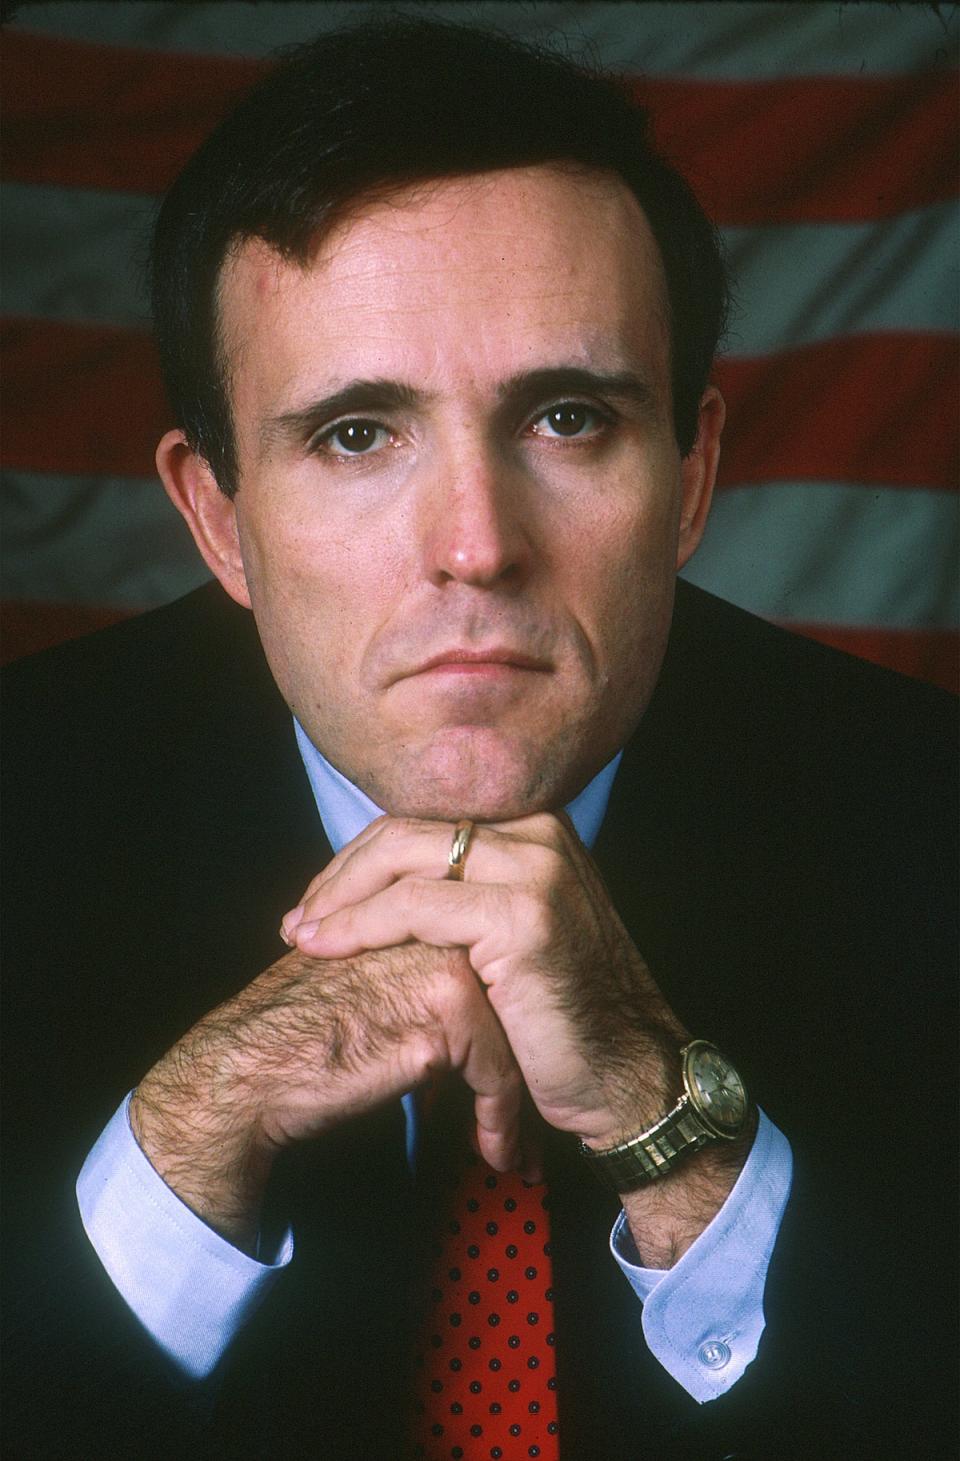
[413,648,551,676]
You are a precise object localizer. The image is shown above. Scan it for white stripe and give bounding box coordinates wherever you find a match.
[6,184,955,353]
[3,184,154,327]
[681,481,959,629]
[1,472,210,609]
[722,204,959,354]
[13,1,957,77]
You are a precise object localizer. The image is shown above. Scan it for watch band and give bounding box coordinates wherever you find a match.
[579,1095,713,1192]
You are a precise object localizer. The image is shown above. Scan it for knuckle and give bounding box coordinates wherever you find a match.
[407,1028,451,1077]
[529,811,566,848]
[401,876,433,914]
[529,841,567,885]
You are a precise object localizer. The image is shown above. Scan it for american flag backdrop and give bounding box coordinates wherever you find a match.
[2,1,958,690]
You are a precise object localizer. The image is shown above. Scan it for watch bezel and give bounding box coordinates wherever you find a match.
[681,1039,748,1140]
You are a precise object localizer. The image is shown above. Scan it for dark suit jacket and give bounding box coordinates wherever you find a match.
[2,581,956,1459]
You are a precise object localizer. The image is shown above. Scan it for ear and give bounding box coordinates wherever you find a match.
[676,386,725,570]
[156,430,252,609]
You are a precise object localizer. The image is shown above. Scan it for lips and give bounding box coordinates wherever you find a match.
[415,647,550,674]
[382,638,555,689]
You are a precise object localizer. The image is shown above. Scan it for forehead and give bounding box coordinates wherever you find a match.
[218,166,671,414]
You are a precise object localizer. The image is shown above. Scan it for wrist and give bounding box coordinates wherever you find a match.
[619,1111,757,1267]
[581,1040,752,1194]
[130,1057,273,1255]
[579,1040,682,1153]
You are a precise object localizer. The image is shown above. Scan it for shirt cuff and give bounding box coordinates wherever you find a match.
[76,1093,293,1379]
[610,1108,792,1402]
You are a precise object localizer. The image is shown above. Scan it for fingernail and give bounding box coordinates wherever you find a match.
[279,924,294,947]
[297,920,321,940]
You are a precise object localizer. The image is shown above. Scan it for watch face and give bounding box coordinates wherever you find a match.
[684,1042,748,1137]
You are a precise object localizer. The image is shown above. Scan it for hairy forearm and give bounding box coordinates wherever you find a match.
[127,940,524,1255]
[129,1036,273,1255]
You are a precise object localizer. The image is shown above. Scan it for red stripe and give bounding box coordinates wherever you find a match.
[4,318,956,492]
[714,334,958,492]
[2,31,261,198]
[785,622,959,695]
[2,31,956,225]
[1,599,131,666]
[2,319,167,479]
[639,72,959,225]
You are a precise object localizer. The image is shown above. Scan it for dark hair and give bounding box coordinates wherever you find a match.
[150,16,728,496]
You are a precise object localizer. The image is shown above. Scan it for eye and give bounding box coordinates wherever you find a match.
[529,402,609,440]
[315,418,391,456]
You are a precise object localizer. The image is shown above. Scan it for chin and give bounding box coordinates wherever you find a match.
[373,726,562,823]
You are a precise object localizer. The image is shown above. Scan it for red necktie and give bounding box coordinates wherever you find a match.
[411,1143,560,1460]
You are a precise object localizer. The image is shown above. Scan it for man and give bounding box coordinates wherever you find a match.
[2,18,955,1460]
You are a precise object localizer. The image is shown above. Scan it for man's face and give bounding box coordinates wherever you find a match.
[189,166,719,819]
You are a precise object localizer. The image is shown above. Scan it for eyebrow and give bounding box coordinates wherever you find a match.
[259,365,656,451]
[496,366,656,418]
[260,379,426,451]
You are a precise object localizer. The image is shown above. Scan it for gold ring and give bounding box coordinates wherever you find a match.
[447,820,475,881]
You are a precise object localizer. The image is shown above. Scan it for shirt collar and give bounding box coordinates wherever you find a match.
[293,719,621,854]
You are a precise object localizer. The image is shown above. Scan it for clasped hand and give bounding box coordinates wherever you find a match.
[281,812,687,1170]
[132,811,747,1261]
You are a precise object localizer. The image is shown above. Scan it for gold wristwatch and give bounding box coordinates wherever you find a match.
[580,1040,750,1193]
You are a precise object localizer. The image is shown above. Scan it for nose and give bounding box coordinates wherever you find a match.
[419,440,531,588]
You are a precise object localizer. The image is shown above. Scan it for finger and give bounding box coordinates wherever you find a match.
[290,808,576,923]
[292,819,555,932]
[501,806,606,902]
[450,973,526,1173]
[305,813,394,894]
[284,810,577,939]
[472,1085,524,1172]
[477,808,573,850]
[281,815,396,937]
[282,814,466,937]
[308,819,461,920]
[294,877,511,967]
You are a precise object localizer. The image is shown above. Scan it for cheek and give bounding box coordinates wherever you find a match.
[241,487,348,611]
[575,490,680,667]
[240,500,410,695]
[578,478,678,588]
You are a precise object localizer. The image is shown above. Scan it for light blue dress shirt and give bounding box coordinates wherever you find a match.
[77,725,792,1399]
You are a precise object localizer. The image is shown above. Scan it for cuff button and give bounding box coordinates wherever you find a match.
[698,1339,731,1369]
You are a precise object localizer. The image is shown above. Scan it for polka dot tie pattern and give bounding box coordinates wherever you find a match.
[411,1149,560,1461]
